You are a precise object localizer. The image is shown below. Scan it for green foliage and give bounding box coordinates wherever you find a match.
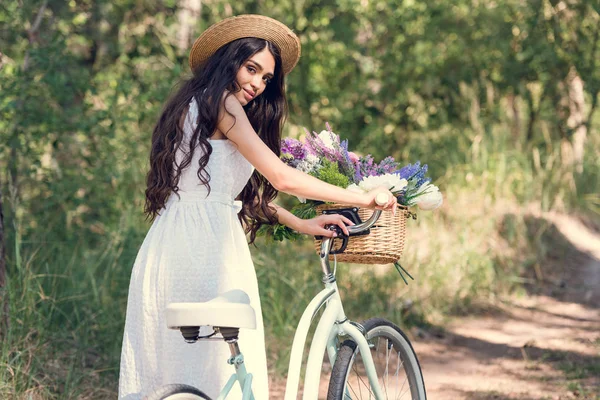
[312,159,350,188]
[257,222,301,242]
[0,0,599,397]
[291,201,318,220]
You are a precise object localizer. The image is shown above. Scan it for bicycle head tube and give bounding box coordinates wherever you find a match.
[320,237,336,283]
[319,209,384,284]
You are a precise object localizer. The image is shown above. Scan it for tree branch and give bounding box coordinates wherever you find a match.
[23,0,48,71]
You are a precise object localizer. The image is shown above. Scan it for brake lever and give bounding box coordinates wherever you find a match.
[316,225,349,255]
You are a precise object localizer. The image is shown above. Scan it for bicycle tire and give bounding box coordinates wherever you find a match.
[145,383,212,400]
[327,318,427,400]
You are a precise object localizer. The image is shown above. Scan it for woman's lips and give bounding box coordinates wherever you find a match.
[243,89,254,101]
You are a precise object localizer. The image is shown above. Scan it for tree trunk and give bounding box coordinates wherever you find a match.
[507,93,521,146]
[176,0,202,53]
[460,81,483,135]
[566,67,587,173]
[0,188,7,338]
[0,0,49,339]
[525,84,548,144]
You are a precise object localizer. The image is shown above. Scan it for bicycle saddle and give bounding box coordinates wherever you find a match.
[166,289,257,330]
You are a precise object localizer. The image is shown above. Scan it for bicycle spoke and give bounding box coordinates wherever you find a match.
[383,341,390,398]
[397,355,408,399]
[397,382,411,400]
[330,320,425,400]
[354,355,364,399]
[345,377,359,399]
[352,356,374,398]
[395,351,401,399]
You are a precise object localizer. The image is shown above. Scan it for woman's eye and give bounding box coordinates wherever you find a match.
[263,77,272,84]
[247,66,256,73]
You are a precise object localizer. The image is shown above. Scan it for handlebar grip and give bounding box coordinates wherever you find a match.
[375,192,389,206]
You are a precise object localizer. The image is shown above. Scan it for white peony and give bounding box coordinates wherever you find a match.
[357,174,408,193]
[414,184,443,210]
[317,130,339,150]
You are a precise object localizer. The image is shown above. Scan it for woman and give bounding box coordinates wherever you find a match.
[118,14,396,399]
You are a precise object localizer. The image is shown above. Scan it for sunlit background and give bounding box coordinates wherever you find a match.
[1,0,598,398]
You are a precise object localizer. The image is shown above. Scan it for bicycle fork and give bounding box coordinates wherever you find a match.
[301,285,386,400]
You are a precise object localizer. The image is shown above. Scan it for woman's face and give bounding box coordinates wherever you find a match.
[234,47,276,106]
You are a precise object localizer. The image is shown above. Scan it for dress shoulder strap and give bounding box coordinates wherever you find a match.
[183,97,199,136]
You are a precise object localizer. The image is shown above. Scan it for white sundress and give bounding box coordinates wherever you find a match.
[118,99,269,399]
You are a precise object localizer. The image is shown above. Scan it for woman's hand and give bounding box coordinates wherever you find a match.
[364,187,398,213]
[298,214,355,238]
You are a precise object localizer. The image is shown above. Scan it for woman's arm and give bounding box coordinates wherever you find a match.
[270,202,303,232]
[270,202,354,237]
[217,95,396,211]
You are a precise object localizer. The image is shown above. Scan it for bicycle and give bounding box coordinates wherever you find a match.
[148,194,427,399]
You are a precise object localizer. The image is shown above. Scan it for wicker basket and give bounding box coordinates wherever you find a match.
[313,203,410,264]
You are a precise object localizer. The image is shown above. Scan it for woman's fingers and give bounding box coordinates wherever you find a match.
[336,220,350,236]
[374,192,398,214]
[388,194,397,215]
[317,227,336,237]
[318,214,354,236]
[318,225,338,237]
[329,216,353,236]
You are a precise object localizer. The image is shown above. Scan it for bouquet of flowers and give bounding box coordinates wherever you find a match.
[280,123,443,213]
[264,123,443,279]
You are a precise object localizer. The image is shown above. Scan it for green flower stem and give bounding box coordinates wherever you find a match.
[394,261,414,285]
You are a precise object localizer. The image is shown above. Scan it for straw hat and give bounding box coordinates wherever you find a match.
[189,15,301,75]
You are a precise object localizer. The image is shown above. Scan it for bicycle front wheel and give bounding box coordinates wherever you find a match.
[328,318,426,400]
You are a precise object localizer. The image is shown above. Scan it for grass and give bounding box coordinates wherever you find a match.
[1,119,599,398]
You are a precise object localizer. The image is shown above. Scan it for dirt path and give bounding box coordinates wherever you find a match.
[414,294,599,399]
[415,210,600,400]
[271,211,600,399]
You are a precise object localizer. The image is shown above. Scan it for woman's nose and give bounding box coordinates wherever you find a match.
[251,77,262,91]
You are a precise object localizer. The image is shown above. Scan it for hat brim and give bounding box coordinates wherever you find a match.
[189,15,301,75]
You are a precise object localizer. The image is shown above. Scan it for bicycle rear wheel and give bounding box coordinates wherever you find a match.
[146,383,212,400]
[327,318,426,399]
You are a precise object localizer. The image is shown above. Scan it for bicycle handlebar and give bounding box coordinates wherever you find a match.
[327,192,388,236]
[346,209,383,235]
[319,207,386,283]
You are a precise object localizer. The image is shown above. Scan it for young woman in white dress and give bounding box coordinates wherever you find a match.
[118,14,397,400]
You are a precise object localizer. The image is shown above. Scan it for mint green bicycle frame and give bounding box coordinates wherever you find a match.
[215,210,387,399]
[215,348,254,400]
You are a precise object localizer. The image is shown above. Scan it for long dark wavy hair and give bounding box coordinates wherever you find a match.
[144,38,287,244]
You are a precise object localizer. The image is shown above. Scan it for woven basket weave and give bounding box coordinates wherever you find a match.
[313,203,409,264]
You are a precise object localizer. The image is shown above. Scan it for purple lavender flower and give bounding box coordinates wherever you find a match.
[281,138,306,159]
[302,125,356,183]
[395,161,422,181]
[355,155,399,183]
[409,163,429,188]
[357,155,376,179]
[280,138,307,168]
[376,156,399,175]
[393,161,433,205]
[338,139,356,179]
[416,164,430,187]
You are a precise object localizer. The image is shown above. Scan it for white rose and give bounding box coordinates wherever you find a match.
[317,130,339,150]
[358,174,408,193]
[415,185,443,210]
